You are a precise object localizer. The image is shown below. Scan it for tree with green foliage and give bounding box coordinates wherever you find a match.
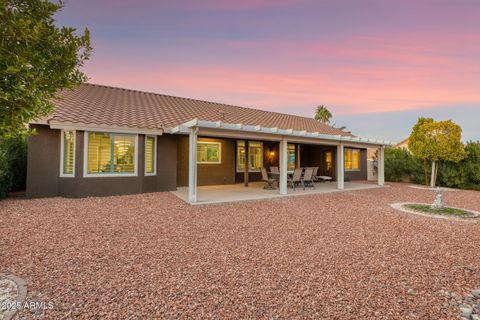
[0,0,92,138]
[438,141,480,190]
[314,105,332,124]
[408,118,466,187]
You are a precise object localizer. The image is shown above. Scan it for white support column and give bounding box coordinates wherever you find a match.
[279,136,288,195]
[188,127,198,203]
[378,146,385,186]
[337,143,345,190]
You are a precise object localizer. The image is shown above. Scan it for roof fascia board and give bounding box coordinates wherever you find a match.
[197,128,283,142]
[30,119,49,125]
[49,121,163,135]
[175,119,392,146]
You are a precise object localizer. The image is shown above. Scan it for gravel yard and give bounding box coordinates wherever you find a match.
[1,183,479,319]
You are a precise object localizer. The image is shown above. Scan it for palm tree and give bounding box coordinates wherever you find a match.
[314,105,332,124]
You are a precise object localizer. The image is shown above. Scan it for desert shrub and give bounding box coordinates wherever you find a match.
[438,141,480,190]
[382,141,480,191]
[0,136,28,198]
[384,147,424,183]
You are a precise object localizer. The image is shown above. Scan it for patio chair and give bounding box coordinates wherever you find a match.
[261,167,277,190]
[288,168,303,190]
[270,166,279,173]
[302,167,315,189]
[311,167,319,181]
[317,175,333,182]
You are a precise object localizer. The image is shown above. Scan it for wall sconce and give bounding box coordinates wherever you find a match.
[268,150,275,165]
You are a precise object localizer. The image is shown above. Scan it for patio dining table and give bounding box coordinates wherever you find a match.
[268,171,295,179]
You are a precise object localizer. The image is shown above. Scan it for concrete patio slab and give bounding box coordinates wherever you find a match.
[172,181,383,204]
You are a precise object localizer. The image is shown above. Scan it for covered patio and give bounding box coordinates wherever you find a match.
[171,119,391,204]
[172,181,382,205]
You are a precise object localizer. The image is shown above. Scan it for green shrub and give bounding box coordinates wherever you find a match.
[0,136,28,199]
[438,141,480,190]
[383,141,480,191]
[384,147,425,183]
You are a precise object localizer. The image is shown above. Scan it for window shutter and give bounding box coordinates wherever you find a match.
[63,131,75,175]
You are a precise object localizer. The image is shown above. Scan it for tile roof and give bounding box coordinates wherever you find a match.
[48,83,352,136]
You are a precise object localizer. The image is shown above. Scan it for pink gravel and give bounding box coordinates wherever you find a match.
[1,183,479,319]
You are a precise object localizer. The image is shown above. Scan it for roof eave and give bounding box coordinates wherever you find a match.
[48,120,164,135]
[168,119,394,146]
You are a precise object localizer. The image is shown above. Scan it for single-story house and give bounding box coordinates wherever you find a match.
[395,138,410,151]
[27,83,390,203]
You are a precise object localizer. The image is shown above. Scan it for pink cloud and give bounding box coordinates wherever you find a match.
[84,58,480,118]
[82,29,480,117]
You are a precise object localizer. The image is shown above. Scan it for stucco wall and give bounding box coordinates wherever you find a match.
[26,125,177,198]
[26,125,60,198]
[344,148,368,181]
[177,136,236,186]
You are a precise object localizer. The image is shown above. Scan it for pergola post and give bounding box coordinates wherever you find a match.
[279,137,288,195]
[188,127,198,203]
[378,146,385,186]
[337,143,345,190]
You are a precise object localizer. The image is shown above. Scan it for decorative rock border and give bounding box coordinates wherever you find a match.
[0,273,27,320]
[390,202,480,222]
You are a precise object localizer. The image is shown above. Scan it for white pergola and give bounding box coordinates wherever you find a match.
[171,119,392,203]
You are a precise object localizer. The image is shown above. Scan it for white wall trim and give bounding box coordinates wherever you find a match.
[59,130,76,178]
[83,131,139,178]
[144,135,157,176]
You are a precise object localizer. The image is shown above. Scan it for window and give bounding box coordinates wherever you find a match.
[287,144,296,171]
[237,141,263,172]
[197,141,221,164]
[145,136,157,175]
[60,130,75,177]
[85,132,137,176]
[345,148,360,171]
[325,151,333,171]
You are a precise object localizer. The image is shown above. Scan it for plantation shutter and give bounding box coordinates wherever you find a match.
[63,131,75,174]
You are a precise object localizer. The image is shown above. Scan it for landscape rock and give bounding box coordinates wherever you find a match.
[473,290,480,299]
[1,183,480,319]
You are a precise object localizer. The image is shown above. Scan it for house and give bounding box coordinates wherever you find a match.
[27,84,390,203]
[395,138,410,151]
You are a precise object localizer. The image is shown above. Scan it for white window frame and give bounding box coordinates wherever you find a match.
[344,148,361,172]
[60,130,76,178]
[83,131,139,177]
[197,141,222,164]
[144,135,157,176]
[236,141,263,172]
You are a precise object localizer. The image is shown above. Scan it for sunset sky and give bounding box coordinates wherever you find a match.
[56,0,480,141]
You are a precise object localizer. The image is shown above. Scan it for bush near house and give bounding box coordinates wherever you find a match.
[0,136,27,198]
[384,147,425,184]
[437,141,480,191]
[384,142,480,191]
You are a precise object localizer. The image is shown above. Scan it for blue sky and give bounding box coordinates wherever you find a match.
[56,0,480,142]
